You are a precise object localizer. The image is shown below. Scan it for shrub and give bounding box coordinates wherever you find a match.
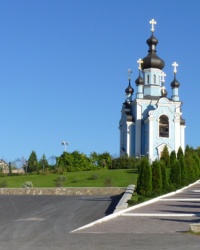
[72,178,79,183]
[0,180,8,188]
[90,174,99,180]
[21,181,33,188]
[104,177,112,187]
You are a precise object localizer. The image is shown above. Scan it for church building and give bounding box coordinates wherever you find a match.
[119,19,186,162]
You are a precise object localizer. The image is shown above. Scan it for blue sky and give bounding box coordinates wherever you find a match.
[0,0,199,162]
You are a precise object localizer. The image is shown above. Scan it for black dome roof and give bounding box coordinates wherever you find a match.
[125,80,134,94]
[135,75,144,86]
[141,34,165,70]
[170,76,180,88]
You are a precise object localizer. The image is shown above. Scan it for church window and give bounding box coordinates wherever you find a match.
[147,75,150,84]
[159,115,169,138]
[154,74,156,84]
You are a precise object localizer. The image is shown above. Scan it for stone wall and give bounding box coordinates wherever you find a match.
[0,187,125,196]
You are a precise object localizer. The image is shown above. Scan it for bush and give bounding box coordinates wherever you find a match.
[0,180,8,188]
[21,181,33,188]
[138,196,146,203]
[89,174,99,180]
[127,199,138,206]
[72,178,79,183]
[55,176,66,187]
[104,177,112,187]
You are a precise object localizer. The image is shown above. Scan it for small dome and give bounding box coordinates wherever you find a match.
[135,75,144,86]
[147,34,158,47]
[141,34,165,70]
[125,82,134,94]
[170,76,180,88]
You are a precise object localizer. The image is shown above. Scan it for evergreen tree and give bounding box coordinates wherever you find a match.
[136,158,152,195]
[160,145,170,168]
[178,155,187,186]
[152,160,162,192]
[170,159,181,188]
[185,147,196,183]
[28,151,38,172]
[160,160,168,190]
[177,147,184,160]
[170,150,176,167]
[39,154,49,170]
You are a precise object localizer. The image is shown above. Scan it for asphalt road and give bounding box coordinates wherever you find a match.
[1,182,200,250]
[72,181,200,250]
[0,195,119,250]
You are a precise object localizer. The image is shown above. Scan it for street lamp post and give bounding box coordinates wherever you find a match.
[61,141,69,152]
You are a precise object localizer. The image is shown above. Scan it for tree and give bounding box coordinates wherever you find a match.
[160,160,168,190]
[177,147,184,160]
[111,155,136,169]
[98,152,112,169]
[152,160,162,192]
[170,151,176,168]
[39,154,49,170]
[27,151,38,172]
[136,157,152,195]
[170,160,181,188]
[178,154,187,186]
[160,145,170,168]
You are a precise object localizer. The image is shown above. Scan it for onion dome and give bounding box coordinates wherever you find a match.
[135,75,144,86]
[161,87,167,97]
[125,79,134,94]
[141,34,165,70]
[170,75,180,88]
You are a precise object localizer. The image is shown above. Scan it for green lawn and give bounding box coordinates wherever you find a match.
[0,169,138,188]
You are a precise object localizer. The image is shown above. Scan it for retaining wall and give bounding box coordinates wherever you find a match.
[0,187,125,196]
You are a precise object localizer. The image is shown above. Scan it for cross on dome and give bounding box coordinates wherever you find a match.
[128,69,132,80]
[149,19,157,33]
[172,62,178,74]
[137,58,143,70]
[161,71,166,83]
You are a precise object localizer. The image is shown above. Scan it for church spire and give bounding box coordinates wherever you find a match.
[125,69,134,103]
[170,62,180,101]
[141,19,165,70]
[135,58,144,98]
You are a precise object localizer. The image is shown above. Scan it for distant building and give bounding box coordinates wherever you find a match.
[119,19,186,162]
[0,160,8,172]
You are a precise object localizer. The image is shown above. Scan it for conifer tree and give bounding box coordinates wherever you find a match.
[177,147,184,160]
[28,151,38,172]
[170,150,176,167]
[178,154,187,186]
[160,160,168,190]
[160,145,170,168]
[136,157,152,195]
[170,159,181,188]
[152,160,162,192]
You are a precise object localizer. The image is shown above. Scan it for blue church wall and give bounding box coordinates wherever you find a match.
[142,103,156,121]
[150,101,177,159]
[131,124,135,156]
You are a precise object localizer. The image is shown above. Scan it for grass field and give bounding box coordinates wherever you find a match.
[0,169,138,188]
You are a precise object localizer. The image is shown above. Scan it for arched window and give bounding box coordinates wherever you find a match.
[159,115,169,137]
[147,75,150,84]
[154,74,156,84]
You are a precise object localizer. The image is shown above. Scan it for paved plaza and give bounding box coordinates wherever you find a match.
[71,181,200,249]
[0,182,200,249]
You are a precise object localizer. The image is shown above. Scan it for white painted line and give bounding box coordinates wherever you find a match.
[161,198,200,201]
[122,213,195,217]
[70,180,200,233]
[15,217,45,221]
